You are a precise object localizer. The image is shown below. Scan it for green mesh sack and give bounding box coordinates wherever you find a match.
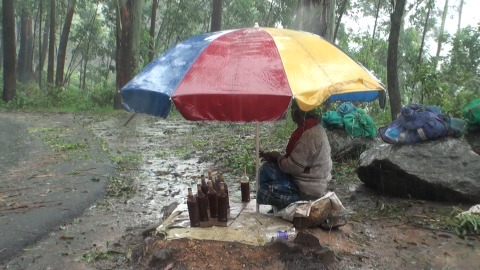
[462,99,480,131]
[343,109,378,138]
[321,110,344,129]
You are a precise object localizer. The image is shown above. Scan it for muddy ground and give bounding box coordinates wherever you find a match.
[2,111,479,270]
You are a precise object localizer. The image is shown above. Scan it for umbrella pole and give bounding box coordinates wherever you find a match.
[255,122,260,213]
[123,113,136,127]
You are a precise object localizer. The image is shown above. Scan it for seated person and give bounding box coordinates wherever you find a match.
[257,99,332,211]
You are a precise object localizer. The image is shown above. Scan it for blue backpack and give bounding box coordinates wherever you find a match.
[379,104,448,144]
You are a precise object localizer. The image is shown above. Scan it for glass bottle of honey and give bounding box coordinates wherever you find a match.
[240,167,250,202]
[200,174,209,208]
[218,173,229,208]
[186,188,200,227]
[217,182,228,222]
[196,184,209,222]
[207,180,218,218]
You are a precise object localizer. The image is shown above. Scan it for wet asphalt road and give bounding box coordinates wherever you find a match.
[0,113,114,264]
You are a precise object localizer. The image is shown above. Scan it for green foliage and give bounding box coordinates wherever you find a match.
[368,102,392,128]
[272,116,296,140]
[220,140,256,174]
[443,26,480,80]
[222,0,296,29]
[152,0,209,54]
[2,82,114,113]
[106,175,136,198]
[346,35,388,88]
[89,81,115,107]
[30,125,88,152]
[81,245,124,263]
[442,207,480,238]
[3,83,50,109]
[405,61,452,111]
[440,25,480,114]
[376,200,407,218]
[454,213,480,237]
[332,160,359,185]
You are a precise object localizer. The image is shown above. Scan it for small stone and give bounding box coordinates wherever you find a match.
[149,248,174,266]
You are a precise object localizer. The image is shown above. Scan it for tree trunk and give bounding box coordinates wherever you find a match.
[114,0,144,110]
[64,40,81,86]
[81,57,87,89]
[296,0,304,30]
[17,14,34,82]
[434,0,448,67]
[296,0,327,37]
[264,0,274,26]
[148,0,158,62]
[296,0,335,39]
[55,0,76,86]
[47,0,56,85]
[371,0,382,47]
[386,0,406,120]
[2,0,16,102]
[316,0,328,37]
[79,4,98,89]
[39,8,50,82]
[326,0,336,41]
[417,0,434,104]
[333,0,348,43]
[38,0,43,87]
[457,0,463,33]
[81,32,93,89]
[210,0,222,32]
[417,0,433,64]
[0,37,3,70]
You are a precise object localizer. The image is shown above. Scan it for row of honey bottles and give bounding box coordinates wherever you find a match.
[187,172,230,227]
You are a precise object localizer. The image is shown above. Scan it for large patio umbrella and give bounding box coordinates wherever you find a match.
[121,26,386,211]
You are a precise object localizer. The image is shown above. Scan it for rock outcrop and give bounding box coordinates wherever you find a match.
[465,130,480,155]
[357,138,480,203]
[326,129,376,161]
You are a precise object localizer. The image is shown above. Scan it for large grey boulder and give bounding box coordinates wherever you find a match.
[326,129,376,161]
[465,130,480,155]
[357,138,480,203]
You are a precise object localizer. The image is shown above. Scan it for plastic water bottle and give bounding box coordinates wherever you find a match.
[264,228,297,242]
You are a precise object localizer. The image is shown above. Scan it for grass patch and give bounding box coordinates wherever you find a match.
[362,198,480,238]
[111,155,141,169]
[172,146,191,157]
[30,126,88,152]
[106,175,136,198]
[154,150,168,158]
[332,160,360,185]
[191,139,209,149]
[440,207,480,237]
[375,200,408,218]
[2,82,115,113]
[81,246,124,263]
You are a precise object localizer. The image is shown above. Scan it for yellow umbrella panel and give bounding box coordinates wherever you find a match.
[264,27,385,112]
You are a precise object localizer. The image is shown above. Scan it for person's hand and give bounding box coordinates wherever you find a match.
[259,151,282,162]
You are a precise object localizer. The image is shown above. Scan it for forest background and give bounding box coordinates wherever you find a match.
[1,0,479,123]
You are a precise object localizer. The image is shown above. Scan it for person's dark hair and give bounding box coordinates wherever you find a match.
[291,99,321,119]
